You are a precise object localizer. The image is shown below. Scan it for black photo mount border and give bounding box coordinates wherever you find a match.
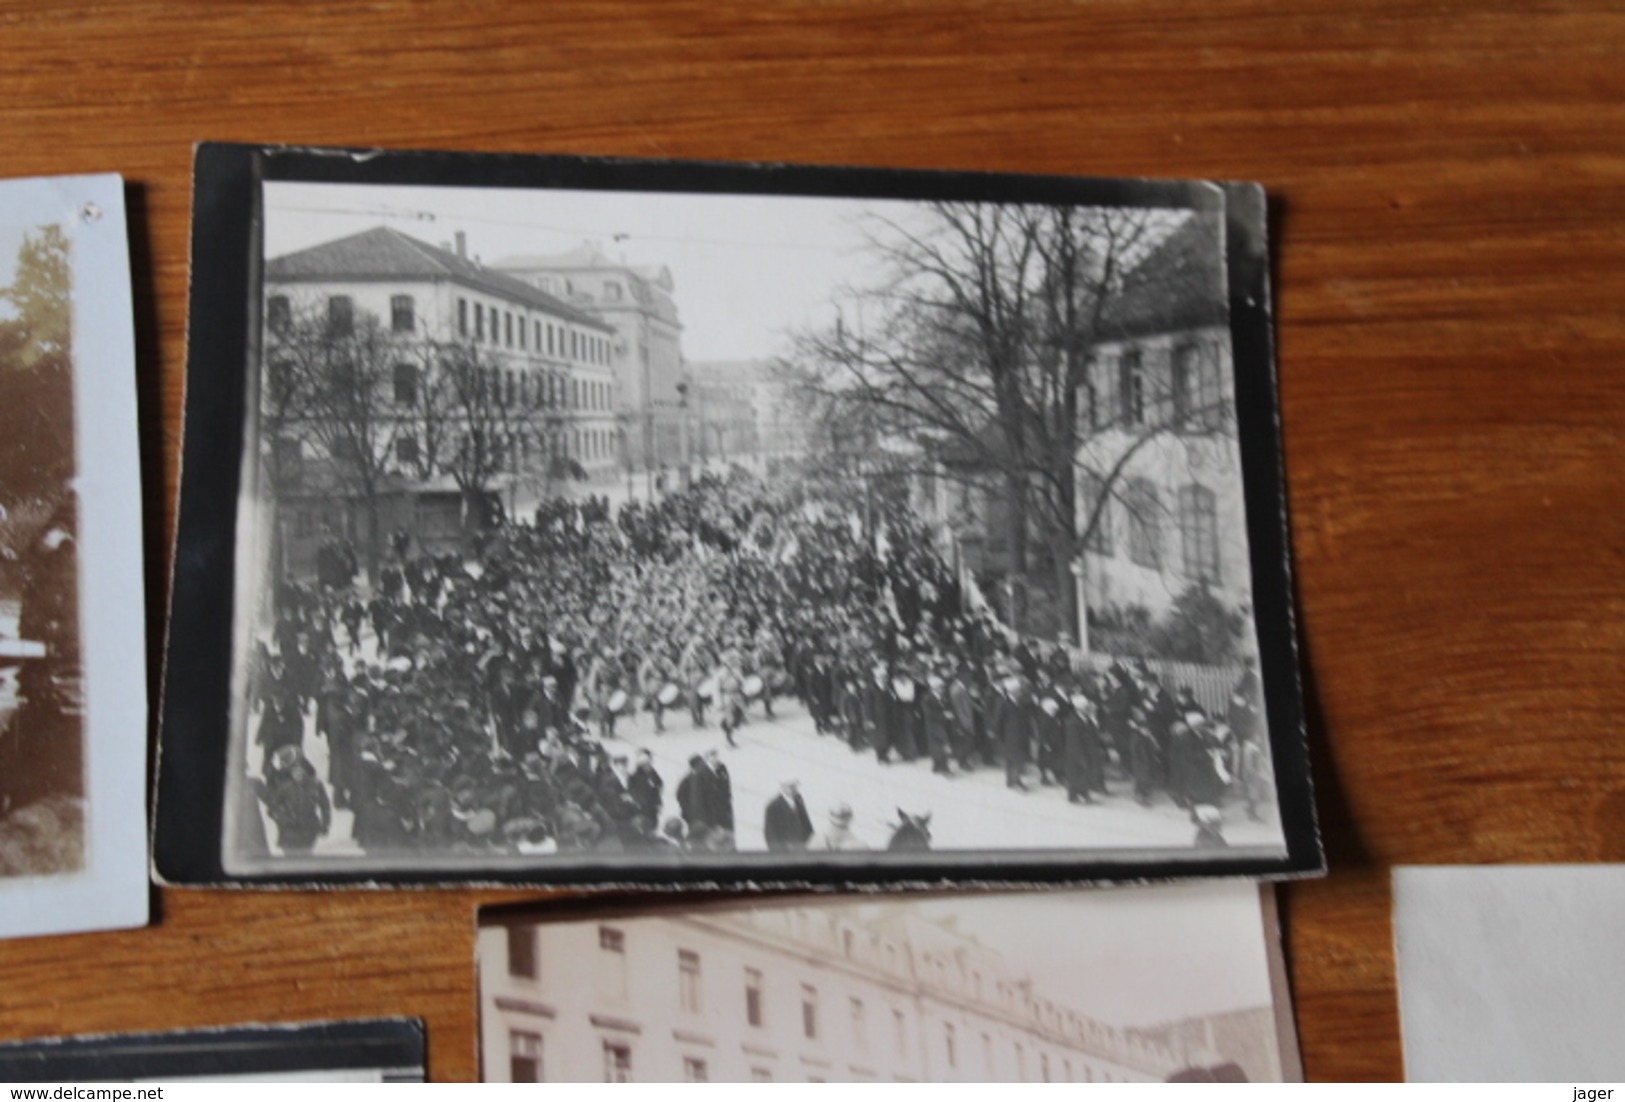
[155,142,1321,888]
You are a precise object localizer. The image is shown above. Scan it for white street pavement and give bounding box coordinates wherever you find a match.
[250,610,1284,860]
[597,697,1285,856]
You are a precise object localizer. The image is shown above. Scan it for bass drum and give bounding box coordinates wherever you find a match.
[657,683,681,706]
[742,674,765,699]
[606,689,629,715]
[697,677,719,702]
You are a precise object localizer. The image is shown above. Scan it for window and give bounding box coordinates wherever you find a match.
[396,435,419,466]
[534,320,541,349]
[598,926,627,1003]
[506,926,537,979]
[547,323,555,356]
[745,967,764,1027]
[601,1040,632,1083]
[750,1068,773,1083]
[981,1033,993,1074]
[458,298,468,337]
[801,984,818,1040]
[390,294,414,333]
[893,1009,908,1057]
[266,294,290,334]
[475,302,485,341]
[392,362,417,407]
[518,315,526,350]
[509,1030,542,1083]
[505,311,514,348]
[1118,347,1144,426]
[605,281,622,301]
[1041,1053,1051,1083]
[849,997,867,1052]
[678,949,701,1014]
[1081,472,1114,555]
[1173,342,1224,429]
[1064,1059,1073,1082]
[1015,1043,1027,1083]
[1178,484,1221,584]
[326,295,354,338]
[682,1056,708,1083]
[1125,477,1162,569]
[944,1022,956,1069]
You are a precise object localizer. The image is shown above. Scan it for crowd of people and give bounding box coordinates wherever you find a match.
[242,466,1272,861]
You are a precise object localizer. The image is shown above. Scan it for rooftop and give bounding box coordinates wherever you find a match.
[265,226,612,331]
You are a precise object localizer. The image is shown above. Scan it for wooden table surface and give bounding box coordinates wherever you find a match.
[1,0,1621,1082]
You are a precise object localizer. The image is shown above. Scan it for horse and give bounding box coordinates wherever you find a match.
[886,809,933,852]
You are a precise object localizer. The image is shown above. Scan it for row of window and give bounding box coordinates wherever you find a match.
[266,293,613,373]
[505,927,1121,1082]
[507,1027,1119,1084]
[392,423,620,470]
[457,296,611,367]
[1082,342,1226,433]
[389,361,612,414]
[1081,475,1222,584]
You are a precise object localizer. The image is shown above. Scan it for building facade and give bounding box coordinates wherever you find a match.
[261,226,620,568]
[494,242,687,477]
[480,905,1222,1084]
[1074,321,1249,624]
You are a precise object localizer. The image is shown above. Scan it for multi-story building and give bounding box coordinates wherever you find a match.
[1073,213,1251,628]
[480,904,1236,1084]
[686,358,808,468]
[261,226,620,569]
[494,242,686,476]
[686,360,762,465]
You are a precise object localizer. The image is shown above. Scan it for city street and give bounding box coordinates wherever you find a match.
[263,686,1283,860]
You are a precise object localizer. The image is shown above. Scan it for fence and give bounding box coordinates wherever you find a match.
[1069,650,1243,717]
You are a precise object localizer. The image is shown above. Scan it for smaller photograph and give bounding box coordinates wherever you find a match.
[0,1018,426,1083]
[0,174,147,940]
[478,883,1300,1083]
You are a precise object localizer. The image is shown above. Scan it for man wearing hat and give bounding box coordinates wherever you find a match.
[820,803,868,851]
[763,780,814,852]
[1063,691,1108,803]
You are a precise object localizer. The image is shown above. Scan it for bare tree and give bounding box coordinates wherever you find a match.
[436,340,537,532]
[783,201,1235,641]
[263,298,413,582]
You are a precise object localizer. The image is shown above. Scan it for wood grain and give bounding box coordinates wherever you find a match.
[1,0,1621,1081]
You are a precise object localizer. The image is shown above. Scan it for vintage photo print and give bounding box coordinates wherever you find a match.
[0,1019,425,1083]
[478,884,1301,1083]
[0,174,147,938]
[157,144,1318,886]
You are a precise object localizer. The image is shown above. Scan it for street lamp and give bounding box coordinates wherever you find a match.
[675,378,692,491]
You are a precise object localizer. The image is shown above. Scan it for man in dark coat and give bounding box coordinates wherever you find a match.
[702,748,735,837]
[628,748,664,825]
[946,669,978,770]
[1063,693,1108,803]
[923,672,955,776]
[995,675,1031,791]
[763,781,814,852]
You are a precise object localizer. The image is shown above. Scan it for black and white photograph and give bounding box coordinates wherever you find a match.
[0,174,147,938]
[157,144,1316,886]
[0,1018,425,1083]
[478,884,1301,1083]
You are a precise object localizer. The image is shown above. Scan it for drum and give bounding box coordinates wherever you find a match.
[893,678,917,703]
[607,689,629,715]
[657,683,681,706]
[742,675,765,699]
[698,677,719,702]
[1040,696,1061,717]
